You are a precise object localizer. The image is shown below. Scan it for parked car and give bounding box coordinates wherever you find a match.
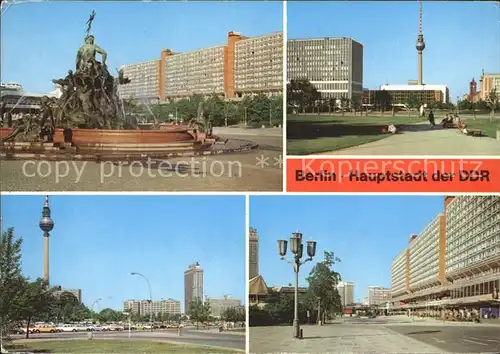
[33,325,57,333]
[56,324,78,332]
[91,324,104,331]
[73,324,91,332]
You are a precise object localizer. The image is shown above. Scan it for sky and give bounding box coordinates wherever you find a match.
[1,1,283,93]
[250,195,445,302]
[1,194,246,312]
[288,1,500,101]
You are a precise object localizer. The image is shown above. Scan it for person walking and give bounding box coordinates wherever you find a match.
[428,110,435,127]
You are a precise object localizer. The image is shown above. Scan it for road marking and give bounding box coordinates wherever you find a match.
[431,337,447,343]
[463,339,488,346]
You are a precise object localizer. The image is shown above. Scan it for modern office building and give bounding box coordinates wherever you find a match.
[287,37,363,101]
[367,286,391,306]
[378,84,450,104]
[118,31,283,101]
[390,196,500,312]
[184,262,204,313]
[337,281,355,307]
[249,227,259,280]
[0,83,60,113]
[206,295,242,318]
[123,298,181,316]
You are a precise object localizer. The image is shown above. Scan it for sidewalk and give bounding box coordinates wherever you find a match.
[249,325,446,353]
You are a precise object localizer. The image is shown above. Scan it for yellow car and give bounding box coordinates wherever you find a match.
[135,324,145,330]
[34,325,57,333]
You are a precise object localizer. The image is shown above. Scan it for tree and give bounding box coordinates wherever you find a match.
[486,88,499,121]
[287,79,321,113]
[17,278,56,338]
[188,297,211,329]
[51,291,80,323]
[98,308,126,323]
[0,228,25,338]
[221,306,245,322]
[306,251,343,324]
[374,91,392,114]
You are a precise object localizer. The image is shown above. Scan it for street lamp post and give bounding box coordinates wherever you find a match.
[277,232,317,339]
[130,272,153,332]
[91,298,102,323]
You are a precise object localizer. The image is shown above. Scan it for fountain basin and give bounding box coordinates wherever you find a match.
[53,127,197,144]
[0,126,219,160]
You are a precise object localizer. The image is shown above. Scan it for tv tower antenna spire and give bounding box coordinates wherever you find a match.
[416,0,426,85]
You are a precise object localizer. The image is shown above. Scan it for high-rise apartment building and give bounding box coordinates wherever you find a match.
[165,45,226,98]
[408,214,446,294]
[118,60,161,101]
[337,281,355,307]
[249,227,259,279]
[123,298,181,316]
[234,32,283,96]
[390,196,500,310]
[118,31,283,101]
[390,250,408,299]
[287,37,363,101]
[367,286,391,306]
[184,262,204,313]
[479,72,500,101]
[206,295,242,318]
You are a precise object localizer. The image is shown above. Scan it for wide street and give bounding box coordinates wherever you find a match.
[249,316,500,353]
[10,328,245,351]
[0,127,282,192]
[319,121,500,155]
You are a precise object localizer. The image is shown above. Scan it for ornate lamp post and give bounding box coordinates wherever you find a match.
[277,232,317,339]
[130,272,153,332]
[39,195,54,284]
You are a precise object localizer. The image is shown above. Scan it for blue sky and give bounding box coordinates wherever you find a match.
[250,195,445,302]
[1,195,246,311]
[1,1,283,93]
[288,1,500,101]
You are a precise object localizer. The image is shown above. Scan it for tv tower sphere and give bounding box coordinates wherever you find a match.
[39,195,54,233]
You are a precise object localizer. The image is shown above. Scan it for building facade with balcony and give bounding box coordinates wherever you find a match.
[287,37,363,101]
[117,31,283,102]
[123,298,181,316]
[118,60,161,102]
[390,196,500,313]
[234,32,283,97]
[367,286,391,306]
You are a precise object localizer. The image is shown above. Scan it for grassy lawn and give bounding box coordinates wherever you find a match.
[7,339,238,353]
[287,114,425,155]
[461,117,500,139]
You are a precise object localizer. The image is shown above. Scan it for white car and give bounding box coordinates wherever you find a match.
[73,324,91,332]
[56,324,77,332]
[91,324,104,331]
[102,324,124,331]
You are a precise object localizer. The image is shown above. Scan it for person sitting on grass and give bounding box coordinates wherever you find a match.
[441,114,454,128]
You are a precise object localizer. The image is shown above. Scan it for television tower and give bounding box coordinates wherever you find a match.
[416,0,425,85]
[39,195,54,284]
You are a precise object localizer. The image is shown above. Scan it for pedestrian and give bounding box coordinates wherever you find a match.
[428,110,435,127]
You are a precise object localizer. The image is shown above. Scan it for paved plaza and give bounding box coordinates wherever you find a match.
[0,130,282,192]
[318,122,500,155]
[249,316,500,353]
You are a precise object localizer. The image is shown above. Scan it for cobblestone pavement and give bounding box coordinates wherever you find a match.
[317,122,500,155]
[0,135,283,191]
[249,324,446,353]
